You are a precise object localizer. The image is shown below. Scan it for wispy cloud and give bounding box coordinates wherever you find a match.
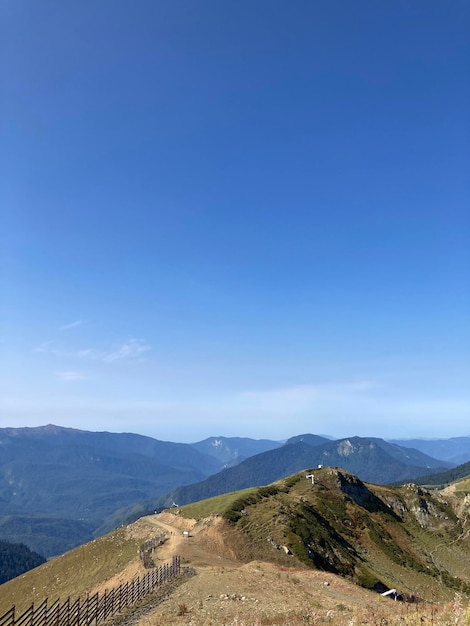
[101,339,152,362]
[35,338,151,363]
[60,320,85,331]
[56,371,86,381]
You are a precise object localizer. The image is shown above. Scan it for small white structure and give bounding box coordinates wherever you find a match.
[306,473,315,485]
[381,589,398,600]
[183,530,189,538]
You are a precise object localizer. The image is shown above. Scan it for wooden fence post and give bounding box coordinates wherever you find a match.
[0,555,181,626]
[0,606,15,626]
[61,597,70,626]
[46,598,59,626]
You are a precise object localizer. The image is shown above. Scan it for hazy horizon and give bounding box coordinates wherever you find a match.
[2,2,469,442]
[1,422,469,447]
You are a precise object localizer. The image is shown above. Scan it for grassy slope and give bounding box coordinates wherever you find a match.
[1,466,469,617]
[172,467,470,602]
[0,524,147,616]
[209,468,470,601]
[454,476,470,493]
[174,487,258,519]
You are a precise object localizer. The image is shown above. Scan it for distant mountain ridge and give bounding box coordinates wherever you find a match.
[0,425,223,556]
[412,460,470,487]
[1,425,221,469]
[388,436,470,465]
[285,433,330,447]
[190,436,282,466]
[129,435,451,515]
[0,425,460,560]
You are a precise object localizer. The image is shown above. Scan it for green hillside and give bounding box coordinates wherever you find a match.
[0,522,147,615]
[2,466,469,618]
[176,466,470,600]
[119,437,450,522]
[414,460,470,488]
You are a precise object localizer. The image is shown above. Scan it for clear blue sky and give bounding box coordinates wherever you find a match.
[1,1,469,442]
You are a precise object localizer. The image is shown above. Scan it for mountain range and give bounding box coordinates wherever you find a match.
[389,436,470,465]
[0,425,466,558]
[0,425,221,556]
[1,463,470,621]
[131,435,452,515]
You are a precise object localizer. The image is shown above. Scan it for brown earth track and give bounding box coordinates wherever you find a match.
[119,512,461,626]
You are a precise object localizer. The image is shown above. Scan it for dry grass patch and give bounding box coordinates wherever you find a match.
[0,520,160,615]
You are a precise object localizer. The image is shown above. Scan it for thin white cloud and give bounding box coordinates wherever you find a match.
[102,339,152,363]
[60,320,85,331]
[35,338,151,363]
[56,371,86,381]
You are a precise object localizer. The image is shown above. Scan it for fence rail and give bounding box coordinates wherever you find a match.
[0,555,180,626]
[139,533,166,568]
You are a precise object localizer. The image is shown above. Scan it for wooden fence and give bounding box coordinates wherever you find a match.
[139,533,166,568]
[0,555,180,626]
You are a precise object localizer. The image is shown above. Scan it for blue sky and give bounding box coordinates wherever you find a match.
[1,1,469,442]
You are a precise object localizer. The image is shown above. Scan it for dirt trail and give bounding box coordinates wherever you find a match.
[88,514,194,596]
[143,513,194,558]
[146,511,239,567]
[120,512,410,626]
[90,511,462,626]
